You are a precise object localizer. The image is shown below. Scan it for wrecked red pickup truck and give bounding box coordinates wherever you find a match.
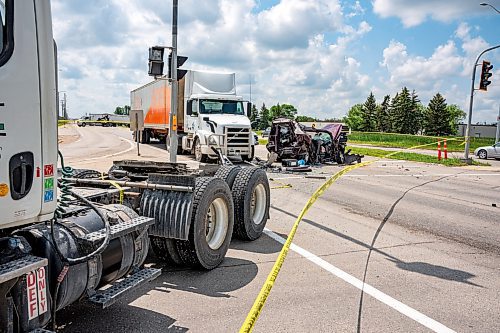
[266,118,363,165]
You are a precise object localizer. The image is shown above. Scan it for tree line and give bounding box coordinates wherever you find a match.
[345,88,466,136]
[250,103,343,130]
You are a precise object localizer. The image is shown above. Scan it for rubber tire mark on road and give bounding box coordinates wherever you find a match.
[263,228,457,333]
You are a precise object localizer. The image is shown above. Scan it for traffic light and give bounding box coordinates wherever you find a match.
[148,46,165,77]
[168,54,188,80]
[479,60,493,91]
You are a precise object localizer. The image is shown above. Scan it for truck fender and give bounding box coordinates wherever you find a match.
[194,130,214,146]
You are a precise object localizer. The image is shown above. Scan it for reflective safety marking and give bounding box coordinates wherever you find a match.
[27,267,48,320]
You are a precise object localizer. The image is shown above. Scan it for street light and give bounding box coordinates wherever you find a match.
[480,2,500,14]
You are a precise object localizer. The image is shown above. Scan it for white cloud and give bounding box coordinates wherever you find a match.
[50,0,498,123]
[373,0,485,27]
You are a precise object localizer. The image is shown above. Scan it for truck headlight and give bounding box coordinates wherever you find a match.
[208,136,218,145]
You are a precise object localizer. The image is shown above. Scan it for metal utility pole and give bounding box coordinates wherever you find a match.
[496,105,500,143]
[463,44,500,161]
[62,93,68,119]
[169,0,179,162]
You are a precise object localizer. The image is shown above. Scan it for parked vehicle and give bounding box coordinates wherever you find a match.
[474,142,500,159]
[131,70,254,162]
[0,1,270,331]
[77,113,129,127]
[262,127,271,137]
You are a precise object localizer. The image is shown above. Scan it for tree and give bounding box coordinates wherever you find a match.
[360,92,377,132]
[258,103,270,130]
[446,104,466,135]
[114,105,130,115]
[343,104,363,131]
[390,87,421,134]
[376,95,391,132]
[424,93,451,136]
[269,103,297,120]
[249,104,258,123]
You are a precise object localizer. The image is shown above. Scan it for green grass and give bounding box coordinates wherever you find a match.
[258,138,268,145]
[348,132,495,152]
[348,146,487,166]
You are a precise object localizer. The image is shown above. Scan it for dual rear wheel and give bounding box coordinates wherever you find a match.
[148,166,270,270]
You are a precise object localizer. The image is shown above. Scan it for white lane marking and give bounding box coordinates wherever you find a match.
[263,228,457,333]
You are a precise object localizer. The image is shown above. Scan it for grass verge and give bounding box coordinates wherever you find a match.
[348,132,495,152]
[58,120,73,127]
[347,146,488,167]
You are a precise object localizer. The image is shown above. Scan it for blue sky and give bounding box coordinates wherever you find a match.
[52,0,500,123]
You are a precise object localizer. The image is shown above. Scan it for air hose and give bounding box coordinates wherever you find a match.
[51,151,112,265]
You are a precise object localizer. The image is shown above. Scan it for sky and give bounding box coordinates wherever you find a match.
[51,0,500,123]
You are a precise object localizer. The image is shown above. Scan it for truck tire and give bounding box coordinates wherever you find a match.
[174,177,234,269]
[232,167,270,241]
[81,122,86,127]
[140,129,150,144]
[214,165,241,188]
[242,146,255,162]
[194,138,208,163]
[150,236,184,265]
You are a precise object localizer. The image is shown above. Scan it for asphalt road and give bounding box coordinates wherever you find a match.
[57,126,500,333]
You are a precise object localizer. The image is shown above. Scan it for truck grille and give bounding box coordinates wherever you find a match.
[224,126,251,155]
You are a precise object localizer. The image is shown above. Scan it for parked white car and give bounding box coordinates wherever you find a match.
[474,142,500,159]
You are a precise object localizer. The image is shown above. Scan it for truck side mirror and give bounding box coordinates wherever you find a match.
[247,102,252,118]
[186,100,193,116]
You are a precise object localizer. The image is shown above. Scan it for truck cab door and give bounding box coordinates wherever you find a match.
[186,99,200,131]
[0,0,57,228]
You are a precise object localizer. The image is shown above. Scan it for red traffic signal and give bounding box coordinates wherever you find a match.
[479,60,493,91]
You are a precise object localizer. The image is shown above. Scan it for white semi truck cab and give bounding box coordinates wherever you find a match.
[131,70,255,162]
[182,70,254,162]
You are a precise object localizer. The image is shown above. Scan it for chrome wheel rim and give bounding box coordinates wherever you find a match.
[205,198,229,250]
[250,184,266,225]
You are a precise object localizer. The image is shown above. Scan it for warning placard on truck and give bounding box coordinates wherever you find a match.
[27,267,48,320]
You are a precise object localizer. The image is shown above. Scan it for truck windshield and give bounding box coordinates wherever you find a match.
[199,100,244,115]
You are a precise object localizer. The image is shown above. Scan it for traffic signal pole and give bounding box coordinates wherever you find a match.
[463,44,500,161]
[169,0,179,162]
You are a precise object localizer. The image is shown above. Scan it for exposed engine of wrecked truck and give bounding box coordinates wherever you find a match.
[266,118,363,165]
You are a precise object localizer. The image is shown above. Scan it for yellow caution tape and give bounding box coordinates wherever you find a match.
[108,180,124,204]
[270,179,292,190]
[240,138,461,333]
[270,185,293,190]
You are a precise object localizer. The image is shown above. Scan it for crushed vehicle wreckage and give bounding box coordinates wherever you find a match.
[266,118,363,166]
